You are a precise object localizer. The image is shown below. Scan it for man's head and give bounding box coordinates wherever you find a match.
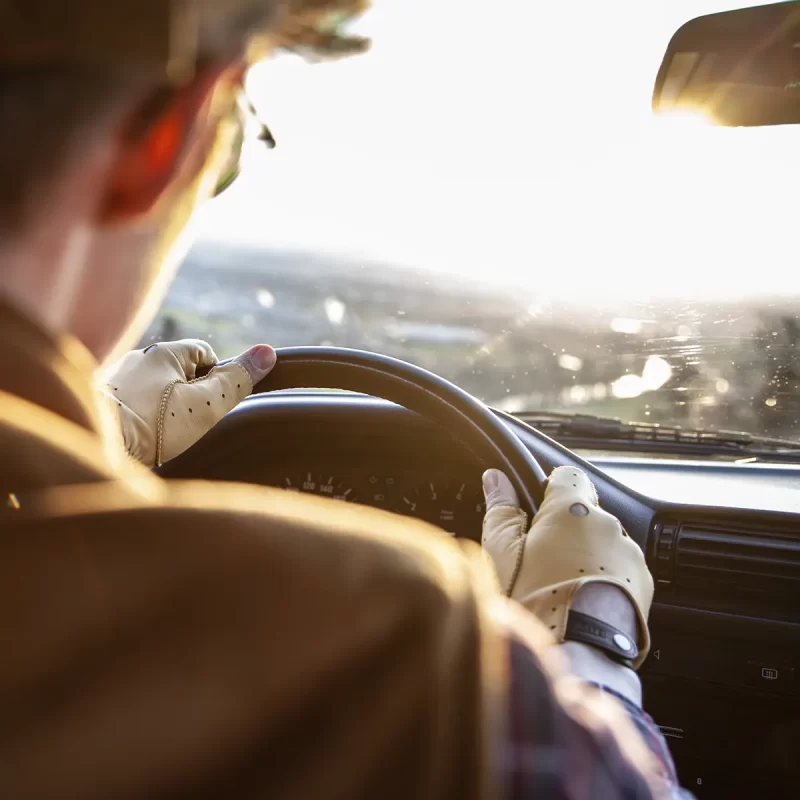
[0,0,368,363]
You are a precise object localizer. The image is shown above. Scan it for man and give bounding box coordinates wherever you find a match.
[0,2,688,797]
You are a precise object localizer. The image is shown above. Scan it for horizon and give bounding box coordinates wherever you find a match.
[185,236,800,312]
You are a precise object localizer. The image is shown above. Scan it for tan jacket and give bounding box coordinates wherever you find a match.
[0,301,506,799]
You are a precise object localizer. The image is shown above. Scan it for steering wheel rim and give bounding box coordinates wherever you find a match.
[252,347,547,516]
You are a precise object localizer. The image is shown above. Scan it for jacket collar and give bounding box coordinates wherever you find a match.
[0,297,146,498]
[0,297,104,436]
[0,299,163,512]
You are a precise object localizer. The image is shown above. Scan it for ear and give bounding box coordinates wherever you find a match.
[100,63,238,223]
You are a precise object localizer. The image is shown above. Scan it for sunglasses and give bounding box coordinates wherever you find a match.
[212,92,276,197]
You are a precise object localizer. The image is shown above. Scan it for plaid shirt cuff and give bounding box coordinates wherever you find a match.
[587,682,682,788]
[504,632,695,799]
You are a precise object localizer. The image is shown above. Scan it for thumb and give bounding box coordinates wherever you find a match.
[231,344,277,388]
[481,469,528,597]
[482,469,521,511]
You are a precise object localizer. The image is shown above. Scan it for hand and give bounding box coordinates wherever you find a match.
[100,340,276,467]
[481,466,654,669]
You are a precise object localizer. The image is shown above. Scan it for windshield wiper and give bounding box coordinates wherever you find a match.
[511,411,800,463]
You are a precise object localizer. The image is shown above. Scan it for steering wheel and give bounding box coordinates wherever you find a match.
[252,347,548,516]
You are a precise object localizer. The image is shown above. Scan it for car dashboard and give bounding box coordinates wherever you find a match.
[158,392,800,800]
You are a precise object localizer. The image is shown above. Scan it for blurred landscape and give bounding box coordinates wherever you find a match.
[140,241,800,440]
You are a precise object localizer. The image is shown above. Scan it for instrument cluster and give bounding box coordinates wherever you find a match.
[262,469,486,539]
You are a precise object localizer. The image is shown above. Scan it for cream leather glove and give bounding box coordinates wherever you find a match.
[99,340,276,467]
[482,466,654,669]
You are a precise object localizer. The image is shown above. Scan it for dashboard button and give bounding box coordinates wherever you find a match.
[640,636,675,675]
[746,661,795,694]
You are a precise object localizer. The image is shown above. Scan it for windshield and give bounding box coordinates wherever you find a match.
[144,0,800,446]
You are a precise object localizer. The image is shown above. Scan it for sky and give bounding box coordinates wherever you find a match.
[191,0,800,302]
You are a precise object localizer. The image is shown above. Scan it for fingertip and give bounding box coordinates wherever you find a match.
[495,471,520,501]
[234,344,276,386]
[483,469,520,510]
[249,344,276,372]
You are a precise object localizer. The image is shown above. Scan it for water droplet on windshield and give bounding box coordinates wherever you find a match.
[324,297,347,326]
[256,289,275,309]
[557,354,583,371]
[642,356,672,390]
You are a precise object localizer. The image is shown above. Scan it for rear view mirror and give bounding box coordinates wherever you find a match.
[653,1,800,126]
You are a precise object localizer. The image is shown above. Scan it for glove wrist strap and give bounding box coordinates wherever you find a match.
[564,610,639,669]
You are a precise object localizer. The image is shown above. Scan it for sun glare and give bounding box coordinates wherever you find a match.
[193,0,800,301]
[654,107,717,128]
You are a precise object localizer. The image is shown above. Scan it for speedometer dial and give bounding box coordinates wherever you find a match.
[398,480,485,539]
[283,472,357,503]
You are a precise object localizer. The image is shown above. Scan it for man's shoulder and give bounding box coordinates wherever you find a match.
[1,479,499,800]
[6,476,495,612]
[167,479,486,593]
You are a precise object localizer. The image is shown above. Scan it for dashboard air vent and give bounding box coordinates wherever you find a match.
[651,520,800,601]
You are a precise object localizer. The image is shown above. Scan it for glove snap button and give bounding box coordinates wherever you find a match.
[569,502,590,517]
[613,633,633,652]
